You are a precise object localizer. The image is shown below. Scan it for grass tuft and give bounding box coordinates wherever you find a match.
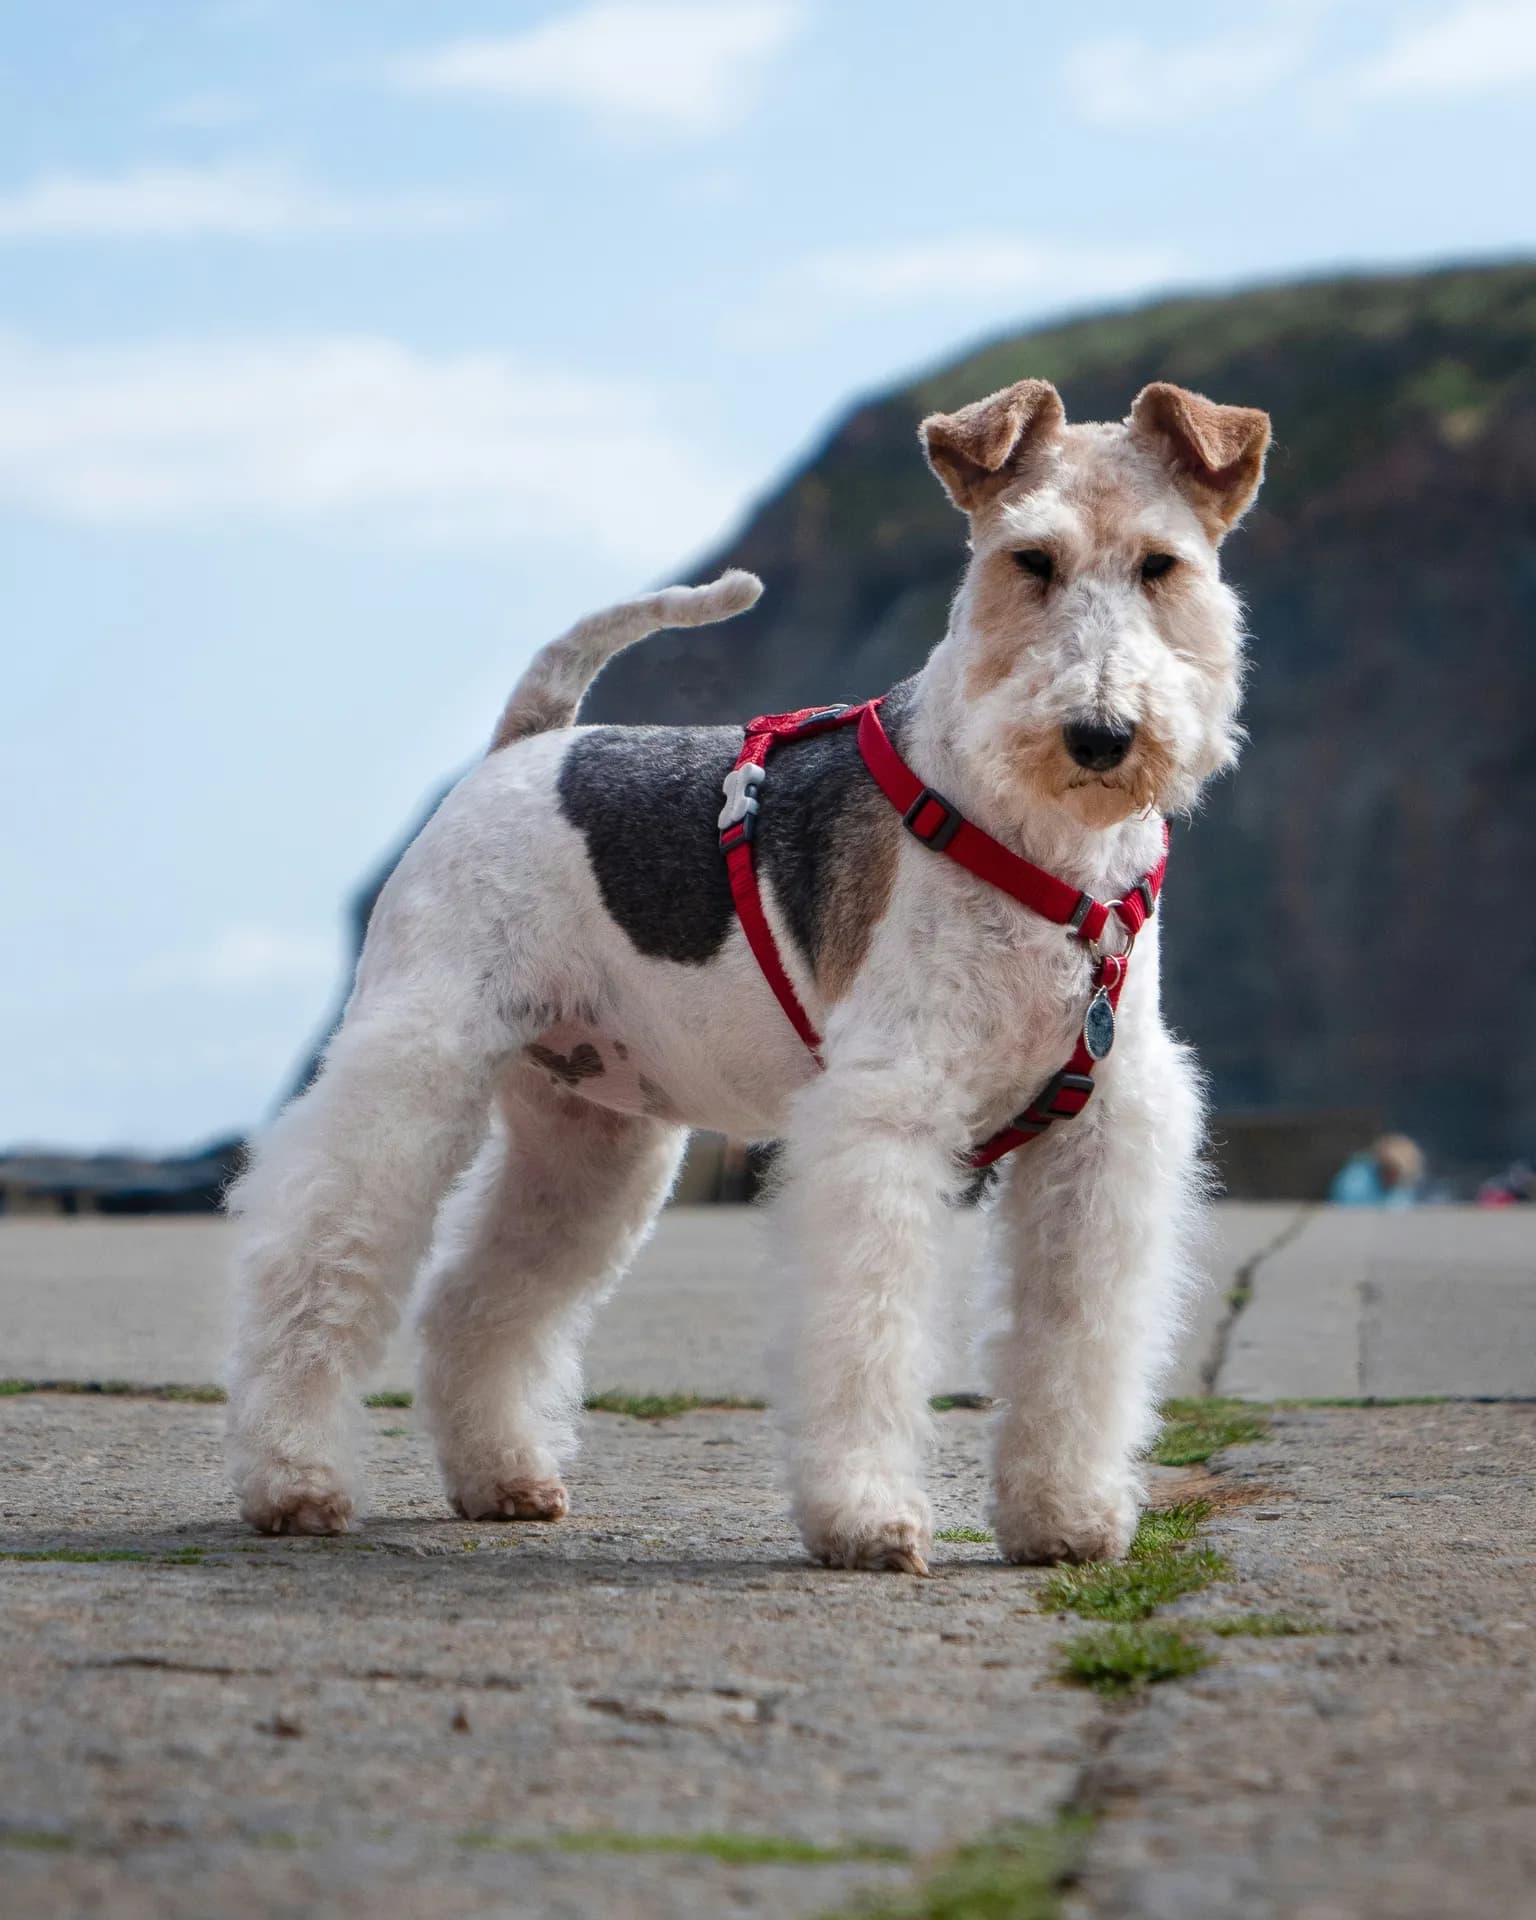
[1059,1623,1211,1695]
[934,1526,994,1545]
[928,1393,995,1412]
[1130,1499,1212,1555]
[1040,1543,1230,1623]
[458,1828,906,1865]
[1200,1612,1327,1638]
[582,1391,766,1420]
[0,1378,227,1403]
[822,1814,1093,1918]
[1150,1398,1269,1467]
[0,1828,76,1851]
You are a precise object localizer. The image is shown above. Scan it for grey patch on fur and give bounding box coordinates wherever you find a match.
[525,1042,605,1085]
[558,725,742,965]
[556,680,919,975]
[612,1040,630,1061]
[754,680,916,979]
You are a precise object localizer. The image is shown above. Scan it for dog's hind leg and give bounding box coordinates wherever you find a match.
[225,1004,500,1535]
[415,1071,686,1523]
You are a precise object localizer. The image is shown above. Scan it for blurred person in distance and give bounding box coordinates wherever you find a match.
[1330,1133,1425,1208]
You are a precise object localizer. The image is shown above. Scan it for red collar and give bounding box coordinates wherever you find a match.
[717,697,1169,1168]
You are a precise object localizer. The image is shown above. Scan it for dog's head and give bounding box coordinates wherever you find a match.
[921,379,1269,826]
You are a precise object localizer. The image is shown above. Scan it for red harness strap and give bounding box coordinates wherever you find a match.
[716,697,1168,1168]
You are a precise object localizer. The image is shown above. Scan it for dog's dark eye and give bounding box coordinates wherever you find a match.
[1014,548,1054,582]
[1141,552,1177,582]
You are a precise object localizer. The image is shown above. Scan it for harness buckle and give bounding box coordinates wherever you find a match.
[902,786,963,851]
[719,762,765,847]
[790,704,850,733]
[1010,1069,1096,1133]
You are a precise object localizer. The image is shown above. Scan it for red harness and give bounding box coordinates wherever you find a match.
[716,698,1169,1169]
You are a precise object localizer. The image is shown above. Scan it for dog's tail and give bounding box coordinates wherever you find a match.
[489,570,764,752]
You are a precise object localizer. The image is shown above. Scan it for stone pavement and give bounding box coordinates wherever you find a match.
[3,1203,1531,1405]
[2,1204,1534,1918]
[3,1395,1534,1919]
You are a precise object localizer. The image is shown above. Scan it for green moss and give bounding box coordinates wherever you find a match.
[1059,1624,1212,1695]
[1040,1544,1230,1623]
[934,1526,993,1545]
[1,1546,205,1566]
[1200,1612,1326,1638]
[1151,1399,1269,1467]
[0,1378,227,1403]
[0,1828,75,1851]
[458,1829,907,1865]
[822,1814,1094,1918]
[582,1392,767,1419]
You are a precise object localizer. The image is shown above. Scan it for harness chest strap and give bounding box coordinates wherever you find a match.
[717,698,1168,1169]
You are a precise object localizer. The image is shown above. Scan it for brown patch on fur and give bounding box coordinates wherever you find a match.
[1130,383,1270,537]
[921,378,1064,511]
[526,1041,605,1085]
[964,546,1051,697]
[816,790,900,1001]
[637,1074,678,1120]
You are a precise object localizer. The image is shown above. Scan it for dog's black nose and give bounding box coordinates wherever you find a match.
[1063,719,1136,771]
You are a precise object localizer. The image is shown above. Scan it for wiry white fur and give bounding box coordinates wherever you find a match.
[227,386,1262,1570]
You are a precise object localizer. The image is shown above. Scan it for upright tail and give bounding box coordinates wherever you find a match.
[489,570,764,752]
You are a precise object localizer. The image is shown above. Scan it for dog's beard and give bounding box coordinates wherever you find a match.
[1007,723,1177,826]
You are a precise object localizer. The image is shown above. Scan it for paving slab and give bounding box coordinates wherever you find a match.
[1071,1401,1536,1920]
[1216,1207,1536,1400]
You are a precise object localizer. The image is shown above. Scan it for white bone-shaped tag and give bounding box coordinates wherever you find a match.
[719,761,766,831]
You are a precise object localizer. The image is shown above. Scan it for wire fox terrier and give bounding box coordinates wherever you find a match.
[227,377,1270,1573]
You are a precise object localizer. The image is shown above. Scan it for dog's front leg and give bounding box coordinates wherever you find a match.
[989,1035,1204,1565]
[778,1063,962,1576]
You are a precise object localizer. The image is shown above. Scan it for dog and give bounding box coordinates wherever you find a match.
[226,377,1269,1573]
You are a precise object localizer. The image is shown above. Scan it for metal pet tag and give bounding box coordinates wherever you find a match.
[1084,987,1116,1061]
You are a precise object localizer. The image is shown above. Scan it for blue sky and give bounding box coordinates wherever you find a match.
[4,0,1535,1150]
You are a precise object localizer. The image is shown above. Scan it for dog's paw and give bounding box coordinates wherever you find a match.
[238,1464,355,1537]
[995,1490,1137,1566]
[801,1501,932,1576]
[450,1476,569,1523]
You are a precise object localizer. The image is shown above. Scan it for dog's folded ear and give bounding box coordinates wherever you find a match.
[1130,383,1271,537]
[920,379,1065,512]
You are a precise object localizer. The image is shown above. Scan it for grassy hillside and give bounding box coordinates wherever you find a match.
[580,263,1536,1176]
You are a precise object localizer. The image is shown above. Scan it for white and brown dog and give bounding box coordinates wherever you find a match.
[226,378,1269,1574]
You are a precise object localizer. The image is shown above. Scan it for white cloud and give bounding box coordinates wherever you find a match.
[1356,1,1536,99]
[147,925,337,994]
[785,235,1184,311]
[397,1,802,137]
[0,333,742,561]
[0,162,485,240]
[1062,19,1317,131]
